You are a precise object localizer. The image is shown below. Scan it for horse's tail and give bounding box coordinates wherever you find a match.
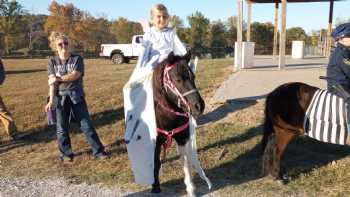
[261,92,274,154]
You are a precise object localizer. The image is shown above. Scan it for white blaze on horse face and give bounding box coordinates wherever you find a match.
[189,56,198,74]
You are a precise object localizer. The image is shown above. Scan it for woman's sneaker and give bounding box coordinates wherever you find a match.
[95,152,109,160]
[60,154,74,163]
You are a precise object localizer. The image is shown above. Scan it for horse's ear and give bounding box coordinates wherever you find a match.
[184,50,191,63]
[167,52,176,64]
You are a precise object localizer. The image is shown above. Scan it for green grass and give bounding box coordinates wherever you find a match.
[1,57,350,196]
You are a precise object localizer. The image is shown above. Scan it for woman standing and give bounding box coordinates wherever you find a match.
[45,32,107,162]
[0,55,18,140]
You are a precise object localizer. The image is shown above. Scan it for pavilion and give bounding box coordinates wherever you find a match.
[235,0,343,69]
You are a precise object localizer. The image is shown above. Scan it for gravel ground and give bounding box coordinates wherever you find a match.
[0,176,223,197]
[0,177,131,197]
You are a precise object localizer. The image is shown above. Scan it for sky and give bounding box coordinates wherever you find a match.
[17,0,350,33]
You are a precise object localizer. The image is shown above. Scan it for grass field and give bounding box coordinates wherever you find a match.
[1,58,350,196]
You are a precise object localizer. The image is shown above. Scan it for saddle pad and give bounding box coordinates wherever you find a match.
[304,89,348,145]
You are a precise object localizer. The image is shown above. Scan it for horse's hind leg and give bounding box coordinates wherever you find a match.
[151,138,162,193]
[275,127,298,178]
[262,133,277,177]
[262,126,297,179]
[178,144,196,197]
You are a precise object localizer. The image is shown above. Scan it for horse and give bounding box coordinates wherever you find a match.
[152,52,207,196]
[261,81,350,179]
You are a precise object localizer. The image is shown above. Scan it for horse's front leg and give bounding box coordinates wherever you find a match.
[151,137,162,193]
[178,144,196,197]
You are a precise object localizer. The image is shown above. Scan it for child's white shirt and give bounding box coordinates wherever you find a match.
[138,26,187,70]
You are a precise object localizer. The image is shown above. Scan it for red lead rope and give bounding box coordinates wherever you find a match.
[156,121,189,149]
[156,97,190,150]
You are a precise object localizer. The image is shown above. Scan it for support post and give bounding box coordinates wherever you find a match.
[327,0,334,57]
[278,0,287,69]
[273,1,279,58]
[247,1,252,42]
[235,0,243,70]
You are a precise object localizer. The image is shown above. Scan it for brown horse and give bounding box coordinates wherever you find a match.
[261,82,319,178]
[152,52,208,196]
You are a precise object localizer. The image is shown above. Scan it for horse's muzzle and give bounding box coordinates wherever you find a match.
[192,99,205,118]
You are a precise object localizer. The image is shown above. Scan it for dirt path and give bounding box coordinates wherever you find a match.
[0,177,130,197]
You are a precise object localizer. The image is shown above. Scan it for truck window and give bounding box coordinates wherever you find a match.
[135,36,143,44]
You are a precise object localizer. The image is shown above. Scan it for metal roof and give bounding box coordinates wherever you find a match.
[250,0,343,3]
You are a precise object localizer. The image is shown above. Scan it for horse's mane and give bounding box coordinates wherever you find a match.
[153,54,185,97]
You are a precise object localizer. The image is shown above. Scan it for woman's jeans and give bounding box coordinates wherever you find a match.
[56,96,104,157]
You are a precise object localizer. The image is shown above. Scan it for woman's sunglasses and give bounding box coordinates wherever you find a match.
[58,41,69,47]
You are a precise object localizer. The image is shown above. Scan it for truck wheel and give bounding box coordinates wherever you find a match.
[111,53,124,64]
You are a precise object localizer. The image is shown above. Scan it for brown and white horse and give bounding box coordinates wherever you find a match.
[152,52,210,196]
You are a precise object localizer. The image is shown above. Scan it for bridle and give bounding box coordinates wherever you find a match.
[163,63,198,113]
[156,62,198,152]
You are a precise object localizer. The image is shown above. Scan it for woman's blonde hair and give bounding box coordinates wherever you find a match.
[49,31,69,52]
[150,4,169,21]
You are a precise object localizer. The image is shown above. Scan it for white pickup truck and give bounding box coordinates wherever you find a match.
[99,35,143,64]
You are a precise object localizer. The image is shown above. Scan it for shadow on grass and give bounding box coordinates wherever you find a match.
[0,125,56,155]
[281,136,350,179]
[0,107,124,155]
[90,107,124,129]
[125,125,350,196]
[198,95,266,126]
[125,125,263,196]
[5,69,46,75]
[73,139,127,157]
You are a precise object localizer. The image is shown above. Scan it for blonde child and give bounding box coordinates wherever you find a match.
[138,4,187,70]
[123,3,187,185]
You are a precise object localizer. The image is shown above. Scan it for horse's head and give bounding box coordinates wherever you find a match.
[158,52,205,118]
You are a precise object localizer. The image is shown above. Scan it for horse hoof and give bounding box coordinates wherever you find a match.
[187,192,197,197]
[151,187,161,193]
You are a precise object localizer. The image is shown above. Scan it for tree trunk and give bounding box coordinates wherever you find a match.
[4,35,9,55]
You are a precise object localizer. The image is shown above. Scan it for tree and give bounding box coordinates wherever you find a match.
[170,15,183,30]
[74,14,115,51]
[251,22,274,54]
[44,1,117,52]
[208,20,227,58]
[110,17,142,44]
[0,0,26,54]
[306,31,319,47]
[286,27,308,52]
[170,15,189,44]
[27,14,48,51]
[187,11,210,56]
[225,16,238,51]
[44,1,83,49]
